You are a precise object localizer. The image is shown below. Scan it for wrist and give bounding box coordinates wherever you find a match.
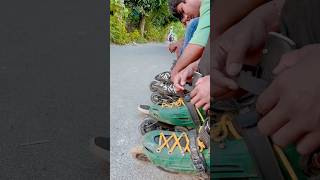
[191,63,199,71]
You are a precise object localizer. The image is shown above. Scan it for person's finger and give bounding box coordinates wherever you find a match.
[212,41,228,69]
[195,77,204,86]
[175,83,184,91]
[190,87,198,98]
[197,76,209,86]
[257,102,289,135]
[296,131,320,155]
[180,72,187,86]
[273,51,300,75]
[226,40,249,76]
[256,80,280,115]
[181,69,192,86]
[175,86,184,92]
[212,69,238,90]
[191,93,201,105]
[203,103,210,111]
[195,98,207,109]
[173,74,184,91]
[170,69,177,82]
[271,120,307,148]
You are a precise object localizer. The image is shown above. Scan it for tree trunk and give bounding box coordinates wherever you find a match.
[139,14,146,37]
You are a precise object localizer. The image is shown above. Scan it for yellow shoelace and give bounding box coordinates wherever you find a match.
[157,102,207,155]
[157,132,206,155]
[212,113,297,180]
[161,98,184,108]
[212,114,242,142]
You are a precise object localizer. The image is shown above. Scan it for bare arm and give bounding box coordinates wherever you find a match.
[171,44,204,78]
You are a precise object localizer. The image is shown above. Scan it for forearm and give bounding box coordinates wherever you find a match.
[172,44,204,74]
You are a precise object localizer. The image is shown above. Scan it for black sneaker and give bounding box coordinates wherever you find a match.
[137,104,150,115]
[90,136,110,162]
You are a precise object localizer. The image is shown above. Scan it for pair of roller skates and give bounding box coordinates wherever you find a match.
[135,65,262,179]
[134,96,271,179]
[140,70,204,135]
[133,99,211,179]
[134,70,212,179]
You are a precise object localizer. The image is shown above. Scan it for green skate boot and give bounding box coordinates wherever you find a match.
[140,72,206,135]
[133,114,263,179]
[139,97,206,135]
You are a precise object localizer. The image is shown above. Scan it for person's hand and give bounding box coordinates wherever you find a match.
[173,61,198,91]
[191,76,210,111]
[168,40,183,57]
[257,44,320,155]
[212,1,281,99]
[213,16,268,97]
[168,42,179,53]
[170,68,179,83]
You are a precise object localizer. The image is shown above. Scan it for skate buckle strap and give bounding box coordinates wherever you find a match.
[198,118,211,147]
[188,129,208,178]
[183,71,203,93]
[184,99,203,127]
[236,68,269,96]
[233,32,297,180]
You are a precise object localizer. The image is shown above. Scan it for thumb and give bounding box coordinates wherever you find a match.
[226,42,248,76]
[174,74,184,91]
[195,77,204,86]
[181,68,193,86]
[180,71,188,86]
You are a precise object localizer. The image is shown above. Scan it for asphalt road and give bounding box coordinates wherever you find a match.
[110,43,198,180]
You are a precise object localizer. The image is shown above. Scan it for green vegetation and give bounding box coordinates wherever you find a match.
[110,0,185,45]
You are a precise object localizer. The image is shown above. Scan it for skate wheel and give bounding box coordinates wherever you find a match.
[151,93,162,105]
[139,117,161,135]
[131,146,150,162]
[149,81,158,92]
[155,72,171,82]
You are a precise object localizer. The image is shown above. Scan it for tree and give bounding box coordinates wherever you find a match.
[124,0,163,37]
